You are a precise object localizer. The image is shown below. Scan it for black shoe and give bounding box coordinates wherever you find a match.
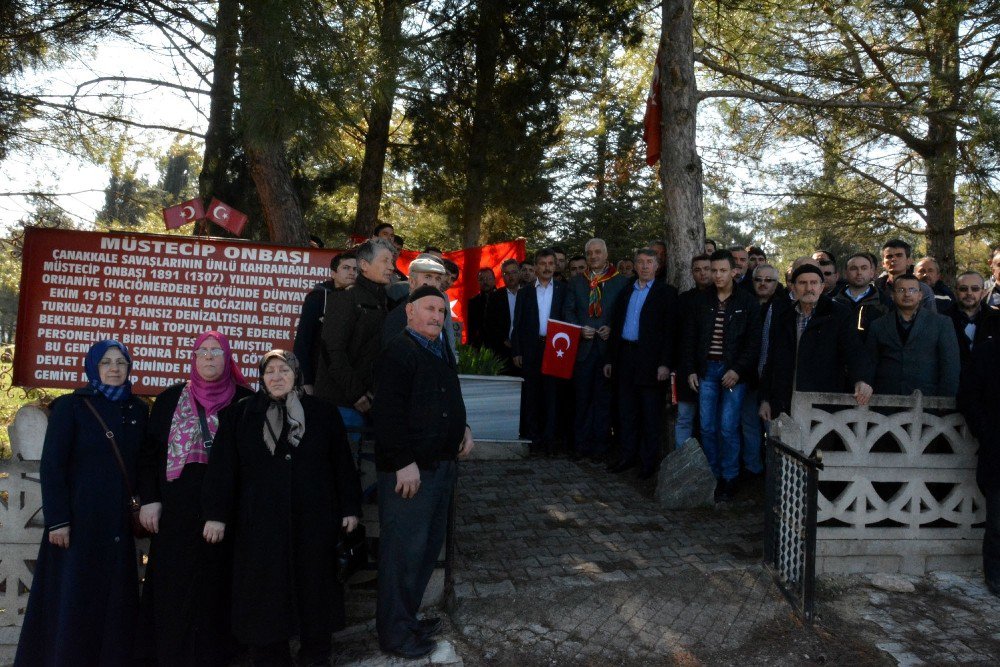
[568,451,584,462]
[714,478,724,501]
[718,478,737,502]
[986,580,1000,597]
[382,637,435,660]
[418,616,442,637]
[610,461,635,473]
[637,467,657,480]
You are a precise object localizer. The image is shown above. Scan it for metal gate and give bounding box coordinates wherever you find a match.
[763,436,823,622]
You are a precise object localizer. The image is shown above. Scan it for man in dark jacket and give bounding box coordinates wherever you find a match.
[604,248,677,478]
[866,274,960,397]
[959,332,1000,597]
[563,238,628,461]
[466,268,496,347]
[372,286,475,658]
[682,249,761,501]
[512,248,567,453]
[315,239,395,431]
[483,259,521,374]
[916,256,956,314]
[950,271,999,375]
[832,252,892,341]
[293,252,357,393]
[674,254,713,446]
[759,265,873,420]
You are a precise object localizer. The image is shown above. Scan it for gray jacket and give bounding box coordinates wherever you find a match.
[865,308,960,397]
[562,271,629,365]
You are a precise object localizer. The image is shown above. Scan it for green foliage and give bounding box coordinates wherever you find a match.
[456,345,505,376]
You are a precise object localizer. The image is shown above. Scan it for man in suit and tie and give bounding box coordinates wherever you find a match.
[564,238,628,462]
[604,248,678,479]
[512,249,567,454]
[484,259,521,374]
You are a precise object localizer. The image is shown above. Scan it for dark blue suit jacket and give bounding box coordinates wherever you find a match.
[511,279,568,367]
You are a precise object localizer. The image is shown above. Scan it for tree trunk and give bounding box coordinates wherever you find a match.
[197,0,239,236]
[922,3,960,282]
[353,0,406,238]
[460,0,502,249]
[592,53,610,240]
[240,0,308,246]
[660,0,704,290]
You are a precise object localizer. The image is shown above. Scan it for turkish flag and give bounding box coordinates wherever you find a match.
[162,198,204,230]
[643,48,662,167]
[541,319,582,379]
[206,198,248,236]
[395,239,526,343]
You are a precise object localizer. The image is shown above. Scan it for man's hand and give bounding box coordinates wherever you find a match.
[49,526,70,549]
[303,384,315,395]
[342,515,359,533]
[597,326,611,341]
[459,426,475,459]
[687,373,699,392]
[203,520,226,544]
[139,502,162,534]
[581,326,596,340]
[656,366,670,382]
[854,381,873,406]
[353,394,372,413]
[721,370,740,389]
[395,462,421,499]
[759,401,772,422]
[513,355,523,368]
[603,363,613,379]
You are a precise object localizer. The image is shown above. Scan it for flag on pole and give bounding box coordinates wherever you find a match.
[206,198,248,236]
[643,48,662,167]
[162,198,204,230]
[541,319,582,379]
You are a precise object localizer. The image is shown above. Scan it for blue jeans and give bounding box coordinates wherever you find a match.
[338,406,366,444]
[675,401,697,449]
[698,361,745,481]
[740,388,764,474]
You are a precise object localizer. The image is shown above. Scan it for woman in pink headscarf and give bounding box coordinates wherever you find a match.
[136,331,252,666]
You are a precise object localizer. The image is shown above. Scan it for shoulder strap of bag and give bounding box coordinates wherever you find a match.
[83,398,137,500]
[195,403,214,449]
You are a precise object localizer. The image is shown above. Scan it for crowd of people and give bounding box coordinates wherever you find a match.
[16,224,1000,666]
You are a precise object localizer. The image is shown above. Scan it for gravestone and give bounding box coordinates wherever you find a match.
[655,438,716,509]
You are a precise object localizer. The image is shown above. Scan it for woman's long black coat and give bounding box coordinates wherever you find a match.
[15,387,148,667]
[136,381,252,666]
[202,392,362,646]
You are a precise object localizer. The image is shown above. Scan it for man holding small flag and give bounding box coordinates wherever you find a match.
[604,247,678,479]
[512,248,567,456]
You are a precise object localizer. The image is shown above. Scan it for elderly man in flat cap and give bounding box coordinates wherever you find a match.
[372,285,474,659]
[384,254,458,358]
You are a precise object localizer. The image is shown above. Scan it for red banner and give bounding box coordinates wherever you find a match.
[14,228,526,392]
[541,319,582,379]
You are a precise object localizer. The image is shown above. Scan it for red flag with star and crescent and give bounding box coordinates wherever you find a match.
[541,319,582,379]
[206,197,248,236]
[162,197,204,230]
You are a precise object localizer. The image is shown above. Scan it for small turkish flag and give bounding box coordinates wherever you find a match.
[206,198,248,236]
[541,319,582,379]
[162,198,204,230]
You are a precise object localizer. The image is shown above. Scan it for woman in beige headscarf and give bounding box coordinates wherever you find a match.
[202,350,362,666]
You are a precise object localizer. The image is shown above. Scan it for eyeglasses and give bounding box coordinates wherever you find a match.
[193,348,225,359]
[894,287,920,295]
[957,285,983,293]
[753,277,777,283]
[99,359,128,368]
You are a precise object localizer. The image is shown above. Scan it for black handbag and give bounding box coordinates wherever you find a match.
[335,523,368,583]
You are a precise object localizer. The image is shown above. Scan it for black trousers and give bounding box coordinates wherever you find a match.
[615,345,666,472]
[520,339,558,447]
[376,462,456,651]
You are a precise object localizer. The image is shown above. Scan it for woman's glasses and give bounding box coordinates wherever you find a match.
[193,348,225,359]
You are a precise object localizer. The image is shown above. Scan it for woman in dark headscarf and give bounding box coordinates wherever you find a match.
[136,330,251,666]
[203,350,362,666]
[15,340,149,667]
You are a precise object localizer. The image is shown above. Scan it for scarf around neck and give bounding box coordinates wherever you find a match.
[84,339,133,402]
[587,264,619,318]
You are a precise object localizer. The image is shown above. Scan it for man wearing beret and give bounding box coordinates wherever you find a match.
[759,264,874,424]
[372,286,475,659]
